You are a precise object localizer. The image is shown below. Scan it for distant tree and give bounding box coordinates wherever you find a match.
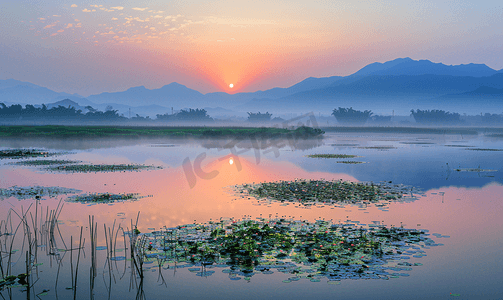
[331,107,372,125]
[85,106,97,113]
[175,108,212,121]
[247,112,272,122]
[410,109,461,124]
[479,113,503,124]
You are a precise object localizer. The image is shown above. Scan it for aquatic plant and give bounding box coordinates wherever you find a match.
[306,154,359,159]
[137,218,438,282]
[11,159,81,166]
[0,149,62,159]
[233,179,410,206]
[66,193,149,204]
[46,164,162,173]
[0,186,81,200]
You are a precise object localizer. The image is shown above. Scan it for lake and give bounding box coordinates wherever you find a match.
[1,128,502,299]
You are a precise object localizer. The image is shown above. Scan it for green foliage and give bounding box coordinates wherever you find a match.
[331,107,373,124]
[410,109,461,124]
[247,112,273,122]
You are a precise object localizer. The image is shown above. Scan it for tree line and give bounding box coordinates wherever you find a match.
[1,101,502,125]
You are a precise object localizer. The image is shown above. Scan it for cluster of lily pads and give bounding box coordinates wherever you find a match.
[134,218,438,282]
[11,159,81,166]
[0,149,61,159]
[306,154,359,159]
[0,274,28,292]
[46,164,162,173]
[233,179,413,206]
[66,192,149,204]
[0,186,81,200]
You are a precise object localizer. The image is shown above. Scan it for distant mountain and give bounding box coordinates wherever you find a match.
[350,57,498,78]
[87,82,205,107]
[0,79,85,105]
[45,99,87,111]
[3,57,503,116]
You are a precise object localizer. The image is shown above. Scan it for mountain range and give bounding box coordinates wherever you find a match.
[1,57,502,117]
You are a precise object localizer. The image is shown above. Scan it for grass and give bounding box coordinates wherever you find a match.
[0,125,324,138]
[322,126,479,135]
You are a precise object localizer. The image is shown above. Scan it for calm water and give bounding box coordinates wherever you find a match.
[1,130,502,299]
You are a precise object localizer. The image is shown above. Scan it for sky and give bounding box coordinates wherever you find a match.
[1,0,502,97]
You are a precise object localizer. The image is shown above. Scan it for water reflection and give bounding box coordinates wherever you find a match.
[1,132,503,299]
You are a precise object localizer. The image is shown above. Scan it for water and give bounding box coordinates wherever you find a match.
[1,130,502,299]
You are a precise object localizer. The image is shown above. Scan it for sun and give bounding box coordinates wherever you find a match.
[229,83,234,88]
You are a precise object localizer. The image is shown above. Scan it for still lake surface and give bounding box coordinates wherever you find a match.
[1,129,502,299]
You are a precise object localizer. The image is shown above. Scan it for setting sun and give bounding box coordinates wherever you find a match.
[229,83,234,88]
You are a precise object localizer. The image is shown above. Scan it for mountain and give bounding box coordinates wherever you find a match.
[87,82,205,107]
[237,73,503,114]
[350,57,498,78]
[0,79,85,105]
[3,57,503,116]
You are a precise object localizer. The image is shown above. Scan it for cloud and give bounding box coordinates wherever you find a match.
[132,7,148,11]
[111,6,124,10]
[111,17,118,20]
[57,29,64,33]
[71,4,78,8]
[74,19,79,22]
[65,23,73,28]
[150,27,156,31]
[39,18,46,20]
[53,15,61,17]
[82,9,92,12]
[153,15,163,18]
[43,23,57,29]
[51,33,58,36]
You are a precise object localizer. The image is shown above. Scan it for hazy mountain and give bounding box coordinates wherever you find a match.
[350,57,498,78]
[3,57,503,116]
[0,79,85,105]
[238,73,503,114]
[87,82,205,107]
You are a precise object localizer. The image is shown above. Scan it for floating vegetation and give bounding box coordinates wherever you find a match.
[465,148,503,151]
[0,186,81,200]
[0,149,62,159]
[136,218,438,282]
[66,192,149,204]
[46,164,162,173]
[357,146,397,150]
[0,273,28,292]
[454,167,497,172]
[330,144,359,147]
[306,154,359,159]
[233,179,414,206]
[11,159,81,166]
[444,145,476,148]
[336,161,366,164]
